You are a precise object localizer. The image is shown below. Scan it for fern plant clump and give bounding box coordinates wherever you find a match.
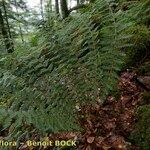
[0,0,149,142]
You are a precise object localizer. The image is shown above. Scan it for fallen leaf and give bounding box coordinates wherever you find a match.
[87,136,95,143]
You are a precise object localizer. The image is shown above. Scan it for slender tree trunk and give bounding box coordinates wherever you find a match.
[76,0,80,12]
[14,0,24,43]
[55,0,59,15]
[40,0,44,20]
[49,0,52,12]
[77,0,80,5]
[69,0,71,9]
[2,0,12,39]
[60,0,87,19]
[0,2,13,53]
[60,0,69,19]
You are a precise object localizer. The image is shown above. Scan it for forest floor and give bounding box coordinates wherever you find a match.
[3,70,149,150]
[43,71,150,150]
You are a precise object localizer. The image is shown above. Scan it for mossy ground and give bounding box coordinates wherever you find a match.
[129,60,150,149]
[130,104,150,150]
[136,60,150,76]
[128,39,150,149]
[124,25,150,68]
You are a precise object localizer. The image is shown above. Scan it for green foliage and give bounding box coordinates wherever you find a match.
[124,25,150,67]
[0,0,149,140]
[136,60,150,75]
[123,0,150,68]
[130,104,150,150]
[142,92,150,105]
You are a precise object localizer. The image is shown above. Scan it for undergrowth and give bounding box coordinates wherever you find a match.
[0,0,149,146]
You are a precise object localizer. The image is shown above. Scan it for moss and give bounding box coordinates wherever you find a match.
[136,61,150,76]
[141,92,150,105]
[130,104,150,150]
[124,25,150,68]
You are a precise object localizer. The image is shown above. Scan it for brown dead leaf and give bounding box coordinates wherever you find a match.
[87,136,95,143]
[77,71,143,150]
[95,136,105,147]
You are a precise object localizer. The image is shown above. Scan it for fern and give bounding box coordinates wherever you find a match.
[0,0,149,140]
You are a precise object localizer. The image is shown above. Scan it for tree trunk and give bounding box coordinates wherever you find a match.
[60,0,87,19]
[60,0,69,19]
[40,0,44,20]
[55,0,59,15]
[2,0,12,39]
[0,8,13,53]
[14,0,24,43]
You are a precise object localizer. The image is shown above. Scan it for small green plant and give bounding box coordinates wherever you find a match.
[130,104,150,150]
